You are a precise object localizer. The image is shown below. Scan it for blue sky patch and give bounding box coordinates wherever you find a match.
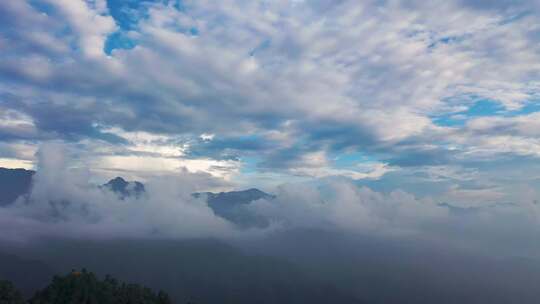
[433,99,506,126]
[29,0,56,15]
[333,151,375,169]
[104,32,137,54]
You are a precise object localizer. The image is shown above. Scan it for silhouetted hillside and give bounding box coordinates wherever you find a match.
[0,280,25,304]
[41,239,359,304]
[23,269,171,304]
[193,188,274,227]
[102,176,145,199]
[0,168,34,206]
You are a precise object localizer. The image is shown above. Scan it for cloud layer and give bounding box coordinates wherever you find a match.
[0,0,540,246]
[0,143,239,242]
[1,1,540,185]
[1,143,539,259]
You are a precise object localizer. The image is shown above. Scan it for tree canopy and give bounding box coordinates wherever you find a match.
[0,280,25,304]
[2,269,172,304]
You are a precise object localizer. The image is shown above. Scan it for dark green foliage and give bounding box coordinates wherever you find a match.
[28,269,171,304]
[0,280,25,304]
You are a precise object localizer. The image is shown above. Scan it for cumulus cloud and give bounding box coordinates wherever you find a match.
[1,143,539,258]
[1,0,539,179]
[248,178,540,256]
[0,143,240,242]
[248,180,446,234]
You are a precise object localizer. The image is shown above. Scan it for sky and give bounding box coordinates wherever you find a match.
[1,0,540,206]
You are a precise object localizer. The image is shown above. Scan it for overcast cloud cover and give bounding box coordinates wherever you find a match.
[1,0,540,253]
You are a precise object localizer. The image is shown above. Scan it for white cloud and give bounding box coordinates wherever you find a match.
[46,0,116,58]
[1,142,540,258]
[249,180,447,236]
[0,142,243,242]
[1,0,540,191]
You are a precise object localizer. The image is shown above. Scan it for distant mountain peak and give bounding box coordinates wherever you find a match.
[103,176,145,198]
[110,176,127,183]
[193,188,274,228]
[194,188,274,203]
[105,176,128,187]
[0,167,273,228]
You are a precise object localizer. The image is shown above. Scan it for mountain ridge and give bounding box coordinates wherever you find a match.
[0,168,272,227]
[0,167,270,205]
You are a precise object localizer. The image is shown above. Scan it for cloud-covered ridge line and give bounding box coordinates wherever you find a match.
[0,143,539,259]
